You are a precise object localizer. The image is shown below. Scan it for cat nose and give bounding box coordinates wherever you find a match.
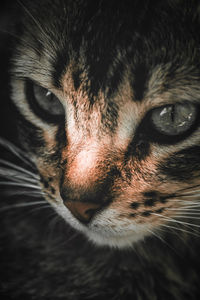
[64,200,102,224]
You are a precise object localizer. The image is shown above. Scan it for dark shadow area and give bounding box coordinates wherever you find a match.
[0,1,18,141]
[0,3,25,299]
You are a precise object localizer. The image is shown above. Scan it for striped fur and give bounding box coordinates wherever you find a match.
[10,0,200,249]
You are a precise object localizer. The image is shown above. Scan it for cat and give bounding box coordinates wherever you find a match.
[0,0,200,299]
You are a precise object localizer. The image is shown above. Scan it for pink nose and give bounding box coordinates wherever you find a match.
[64,201,102,223]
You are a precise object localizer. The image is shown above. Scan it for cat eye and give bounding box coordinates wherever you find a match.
[137,102,199,145]
[151,103,197,136]
[26,81,65,124]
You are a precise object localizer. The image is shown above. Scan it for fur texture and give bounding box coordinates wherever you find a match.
[0,0,200,299]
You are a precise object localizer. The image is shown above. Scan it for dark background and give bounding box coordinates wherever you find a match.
[0,0,18,141]
[0,3,21,299]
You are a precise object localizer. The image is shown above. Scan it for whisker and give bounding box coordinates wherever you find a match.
[175,184,200,195]
[156,226,195,248]
[148,229,180,254]
[29,205,51,212]
[0,172,39,184]
[0,201,48,212]
[52,227,79,249]
[178,194,200,199]
[0,159,39,180]
[172,199,200,204]
[0,181,41,190]
[172,209,200,215]
[153,213,200,229]
[45,215,61,245]
[148,229,163,240]
[175,192,200,198]
[174,199,200,205]
[3,190,43,197]
[156,226,179,237]
[24,205,53,218]
[171,201,200,208]
[147,229,167,244]
[174,215,200,220]
[0,138,35,168]
[154,213,200,238]
[159,223,200,237]
[168,206,200,211]
[179,205,200,209]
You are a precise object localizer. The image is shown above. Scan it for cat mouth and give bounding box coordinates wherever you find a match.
[53,202,153,248]
[81,213,153,248]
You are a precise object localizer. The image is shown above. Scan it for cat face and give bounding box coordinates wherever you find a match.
[11,0,200,248]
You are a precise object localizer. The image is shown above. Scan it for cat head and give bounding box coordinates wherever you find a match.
[10,0,200,248]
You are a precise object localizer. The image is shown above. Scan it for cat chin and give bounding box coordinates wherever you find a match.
[84,229,149,249]
[85,210,153,249]
[53,203,152,249]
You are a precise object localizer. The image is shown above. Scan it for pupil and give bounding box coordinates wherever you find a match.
[170,105,175,122]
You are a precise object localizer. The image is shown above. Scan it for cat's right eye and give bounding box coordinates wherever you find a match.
[26,81,65,124]
[151,102,197,136]
[138,102,199,145]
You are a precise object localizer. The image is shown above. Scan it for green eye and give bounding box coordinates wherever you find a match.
[151,103,197,136]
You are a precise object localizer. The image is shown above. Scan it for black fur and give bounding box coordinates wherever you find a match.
[159,146,200,181]
[1,210,200,300]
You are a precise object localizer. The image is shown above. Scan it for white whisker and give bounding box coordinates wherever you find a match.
[153,213,200,229]
[177,190,200,197]
[0,173,38,185]
[0,159,39,180]
[168,206,200,211]
[0,201,48,211]
[172,210,200,216]
[180,194,200,199]
[148,229,166,244]
[176,184,200,194]
[26,205,52,214]
[148,229,179,254]
[172,200,200,205]
[0,137,34,168]
[170,203,200,209]
[177,213,200,216]
[4,190,43,197]
[0,181,40,190]
[174,215,200,220]
[159,223,200,237]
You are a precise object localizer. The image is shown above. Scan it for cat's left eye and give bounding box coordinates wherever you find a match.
[151,102,197,136]
[26,81,65,124]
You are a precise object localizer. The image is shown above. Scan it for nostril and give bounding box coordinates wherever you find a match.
[64,200,102,224]
[85,208,97,219]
